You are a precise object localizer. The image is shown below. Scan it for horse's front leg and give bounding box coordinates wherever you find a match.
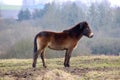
[64,49,73,67]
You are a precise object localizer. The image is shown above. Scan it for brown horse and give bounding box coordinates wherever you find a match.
[32,21,93,68]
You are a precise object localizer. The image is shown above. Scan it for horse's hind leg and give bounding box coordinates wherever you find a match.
[32,48,46,68]
[40,50,47,68]
[32,51,39,68]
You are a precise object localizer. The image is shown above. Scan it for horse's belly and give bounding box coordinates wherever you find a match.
[47,38,77,50]
[48,42,66,50]
[48,46,66,50]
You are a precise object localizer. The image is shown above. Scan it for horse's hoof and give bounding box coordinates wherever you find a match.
[32,63,36,68]
[64,64,70,67]
[43,66,47,68]
[32,68,36,71]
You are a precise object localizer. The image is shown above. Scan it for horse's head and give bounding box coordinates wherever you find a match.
[80,21,94,38]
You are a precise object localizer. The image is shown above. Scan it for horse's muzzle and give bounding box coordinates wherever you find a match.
[89,33,94,38]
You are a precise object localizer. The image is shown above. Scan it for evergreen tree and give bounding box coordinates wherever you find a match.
[24,9,31,20]
[32,9,46,19]
[18,10,24,21]
[18,9,31,21]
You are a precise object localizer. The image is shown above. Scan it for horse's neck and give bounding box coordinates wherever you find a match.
[77,34,83,40]
[63,29,83,40]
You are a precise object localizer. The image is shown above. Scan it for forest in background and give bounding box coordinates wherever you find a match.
[0,0,120,59]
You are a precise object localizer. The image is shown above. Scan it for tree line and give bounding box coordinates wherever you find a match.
[17,1,120,28]
[0,0,120,58]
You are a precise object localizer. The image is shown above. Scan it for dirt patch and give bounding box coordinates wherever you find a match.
[61,67,120,76]
[36,69,80,80]
[1,68,34,80]
[1,67,120,80]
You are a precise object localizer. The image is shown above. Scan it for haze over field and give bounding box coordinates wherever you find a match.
[2,0,120,6]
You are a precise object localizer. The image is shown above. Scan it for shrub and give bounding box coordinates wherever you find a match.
[4,39,33,59]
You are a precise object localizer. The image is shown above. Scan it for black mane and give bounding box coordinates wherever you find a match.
[63,21,87,38]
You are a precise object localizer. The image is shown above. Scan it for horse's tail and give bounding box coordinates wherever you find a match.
[34,35,38,53]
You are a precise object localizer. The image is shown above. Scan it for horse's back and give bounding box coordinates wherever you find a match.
[36,31,68,39]
[36,31,51,37]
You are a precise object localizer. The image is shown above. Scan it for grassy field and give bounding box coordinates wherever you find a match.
[0,56,120,80]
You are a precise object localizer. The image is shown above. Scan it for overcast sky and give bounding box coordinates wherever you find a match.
[1,0,120,7]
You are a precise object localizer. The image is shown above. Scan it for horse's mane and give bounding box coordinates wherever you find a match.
[63,23,80,32]
[63,21,87,32]
[63,21,88,38]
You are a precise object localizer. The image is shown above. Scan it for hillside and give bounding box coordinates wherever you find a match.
[0,56,120,80]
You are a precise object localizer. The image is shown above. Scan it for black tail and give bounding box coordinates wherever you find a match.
[34,35,37,53]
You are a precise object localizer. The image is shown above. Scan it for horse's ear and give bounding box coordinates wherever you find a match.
[79,23,83,29]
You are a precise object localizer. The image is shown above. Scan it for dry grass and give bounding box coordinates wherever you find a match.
[0,55,120,80]
[36,69,80,80]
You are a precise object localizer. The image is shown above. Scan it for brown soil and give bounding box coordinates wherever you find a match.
[0,67,120,80]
